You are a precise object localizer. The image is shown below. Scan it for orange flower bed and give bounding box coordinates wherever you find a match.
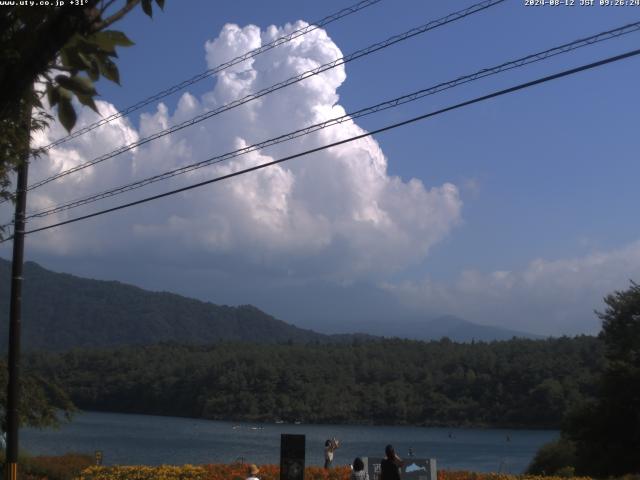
[203,464,350,480]
[75,464,600,480]
[78,464,351,480]
[79,464,208,480]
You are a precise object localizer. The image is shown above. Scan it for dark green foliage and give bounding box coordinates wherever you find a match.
[26,336,603,428]
[562,282,640,477]
[0,1,163,208]
[0,360,76,430]
[0,1,155,130]
[526,438,577,475]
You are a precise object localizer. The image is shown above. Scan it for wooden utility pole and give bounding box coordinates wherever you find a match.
[5,95,32,480]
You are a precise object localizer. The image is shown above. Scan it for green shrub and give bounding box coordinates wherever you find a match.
[555,466,575,477]
[526,438,577,476]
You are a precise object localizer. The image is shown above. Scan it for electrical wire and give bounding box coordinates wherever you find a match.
[37,0,384,153]
[4,46,637,241]
[25,0,506,192]
[18,20,640,222]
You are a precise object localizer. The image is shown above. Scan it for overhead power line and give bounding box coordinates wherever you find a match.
[25,0,505,192]
[38,0,383,153]
[6,47,637,241]
[17,20,640,222]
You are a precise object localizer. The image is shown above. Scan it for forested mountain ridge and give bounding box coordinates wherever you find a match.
[0,259,333,350]
[27,336,604,428]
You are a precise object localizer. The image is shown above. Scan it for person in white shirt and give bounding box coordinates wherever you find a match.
[324,437,340,469]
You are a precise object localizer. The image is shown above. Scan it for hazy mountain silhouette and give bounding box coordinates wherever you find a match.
[0,258,538,350]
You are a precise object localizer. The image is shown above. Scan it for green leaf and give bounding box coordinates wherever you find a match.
[95,30,135,47]
[71,34,120,61]
[87,31,133,55]
[78,53,100,81]
[141,0,153,17]
[60,48,71,68]
[73,75,97,95]
[59,50,83,72]
[58,87,73,101]
[74,36,109,55]
[54,75,70,88]
[86,38,116,54]
[60,35,98,70]
[155,0,165,9]
[76,94,100,115]
[74,51,93,69]
[46,85,60,107]
[55,75,97,96]
[57,93,77,133]
[60,34,81,66]
[96,56,120,84]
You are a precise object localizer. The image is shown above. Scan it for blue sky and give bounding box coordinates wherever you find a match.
[2,0,639,336]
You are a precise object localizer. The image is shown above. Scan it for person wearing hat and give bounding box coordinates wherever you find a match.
[247,464,260,480]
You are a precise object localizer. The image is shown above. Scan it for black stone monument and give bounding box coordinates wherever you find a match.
[280,434,305,480]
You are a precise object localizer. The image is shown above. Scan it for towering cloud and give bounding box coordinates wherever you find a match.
[7,21,462,282]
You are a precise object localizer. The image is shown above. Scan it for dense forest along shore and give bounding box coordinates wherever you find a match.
[25,336,602,428]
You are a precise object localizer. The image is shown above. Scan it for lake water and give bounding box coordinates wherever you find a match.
[22,411,557,473]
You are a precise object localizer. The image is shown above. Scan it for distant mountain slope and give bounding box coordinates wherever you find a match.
[0,258,539,350]
[0,259,330,351]
[326,314,542,342]
[418,315,542,342]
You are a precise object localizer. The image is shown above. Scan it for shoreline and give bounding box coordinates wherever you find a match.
[68,409,562,432]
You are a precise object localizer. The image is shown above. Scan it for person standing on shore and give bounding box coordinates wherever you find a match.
[381,444,403,480]
[324,438,340,469]
[246,464,260,480]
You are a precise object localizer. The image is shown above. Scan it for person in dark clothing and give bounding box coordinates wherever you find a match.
[380,444,403,480]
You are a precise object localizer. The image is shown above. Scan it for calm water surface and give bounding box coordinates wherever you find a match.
[22,411,557,473]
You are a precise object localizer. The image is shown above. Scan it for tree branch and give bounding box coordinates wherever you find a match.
[90,0,140,33]
[100,0,119,15]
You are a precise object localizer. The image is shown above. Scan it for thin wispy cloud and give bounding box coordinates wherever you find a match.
[382,240,640,335]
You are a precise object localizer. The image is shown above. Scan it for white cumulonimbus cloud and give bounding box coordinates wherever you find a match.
[5,21,462,280]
